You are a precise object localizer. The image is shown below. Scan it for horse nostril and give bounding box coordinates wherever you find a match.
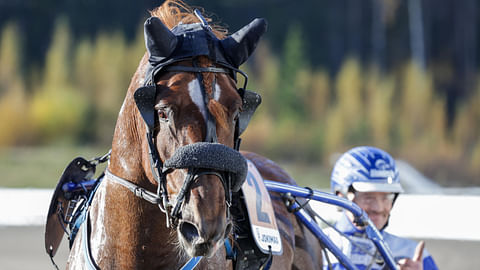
[179,222,199,243]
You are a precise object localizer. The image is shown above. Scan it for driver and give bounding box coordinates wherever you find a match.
[323,146,438,270]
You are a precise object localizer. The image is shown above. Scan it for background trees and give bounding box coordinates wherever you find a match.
[0,0,479,185]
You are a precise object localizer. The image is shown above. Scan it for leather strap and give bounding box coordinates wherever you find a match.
[82,211,100,270]
[163,65,230,74]
[105,169,162,205]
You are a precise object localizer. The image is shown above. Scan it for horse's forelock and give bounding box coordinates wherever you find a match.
[150,0,227,39]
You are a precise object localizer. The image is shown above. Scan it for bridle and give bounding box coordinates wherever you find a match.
[107,58,250,229]
[105,10,265,229]
[45,9,266,270]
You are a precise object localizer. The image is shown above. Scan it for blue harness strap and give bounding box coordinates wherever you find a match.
[69,176,103,244]
[180,256,203,270]
[224,238,236,260]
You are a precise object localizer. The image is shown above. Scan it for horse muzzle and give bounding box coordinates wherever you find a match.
[178,219,232,257]
[163,142,245,254]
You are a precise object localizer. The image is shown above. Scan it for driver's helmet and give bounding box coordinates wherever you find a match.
[331,146,404,196]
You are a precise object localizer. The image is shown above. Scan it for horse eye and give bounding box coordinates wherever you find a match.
[158,111,168,119]
[157,107,170,122]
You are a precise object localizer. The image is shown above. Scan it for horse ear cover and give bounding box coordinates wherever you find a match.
[144,17,178,65]
[220,18,267,68]
[163,142,248,192]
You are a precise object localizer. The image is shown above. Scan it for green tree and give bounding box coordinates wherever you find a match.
[30,18,88,144]
[365,66,394,148]
[276,23,307,121]
[399,62,432,142]
[325,58,366,154]
[72,27,145,144]
[0,23,29,146]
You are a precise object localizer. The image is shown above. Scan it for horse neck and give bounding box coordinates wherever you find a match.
[109,54,147,182]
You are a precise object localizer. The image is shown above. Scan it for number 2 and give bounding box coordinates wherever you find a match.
[246,171,271,224]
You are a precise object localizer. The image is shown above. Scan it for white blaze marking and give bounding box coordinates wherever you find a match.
[214,83,222,101]
[188,79,208,121]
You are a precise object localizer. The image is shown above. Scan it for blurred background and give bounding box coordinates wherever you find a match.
[1,0,479,189]
[0,0,479,189]
[1,0,480,269]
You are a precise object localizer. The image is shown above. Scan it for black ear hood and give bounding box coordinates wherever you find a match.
[220,18,268,68]
[144,17,178,66]
[142,16,267,78]
[138,15,267,135]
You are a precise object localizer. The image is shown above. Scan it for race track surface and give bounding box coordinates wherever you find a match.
[1,226,478,270]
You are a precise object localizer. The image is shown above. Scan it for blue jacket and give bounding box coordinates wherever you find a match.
[322,214,438,270]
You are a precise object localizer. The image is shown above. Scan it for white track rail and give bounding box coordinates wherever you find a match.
[1,188,479,241]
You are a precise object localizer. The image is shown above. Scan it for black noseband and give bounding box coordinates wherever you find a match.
[164,142,247,192]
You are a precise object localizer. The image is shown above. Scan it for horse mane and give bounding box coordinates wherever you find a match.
[150,0,228,39]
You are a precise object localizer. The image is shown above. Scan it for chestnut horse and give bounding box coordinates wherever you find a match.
[67,1,323,269]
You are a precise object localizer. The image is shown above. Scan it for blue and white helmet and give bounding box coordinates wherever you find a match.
[331,146,404,195]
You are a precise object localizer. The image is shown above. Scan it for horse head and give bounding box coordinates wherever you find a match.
[110,3,266,259]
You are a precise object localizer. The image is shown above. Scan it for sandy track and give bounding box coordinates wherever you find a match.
[0,226,478,269]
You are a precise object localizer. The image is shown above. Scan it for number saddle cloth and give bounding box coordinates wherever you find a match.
[229,159,282,270]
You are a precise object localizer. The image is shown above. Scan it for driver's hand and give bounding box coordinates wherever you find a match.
[397,241,424,270]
